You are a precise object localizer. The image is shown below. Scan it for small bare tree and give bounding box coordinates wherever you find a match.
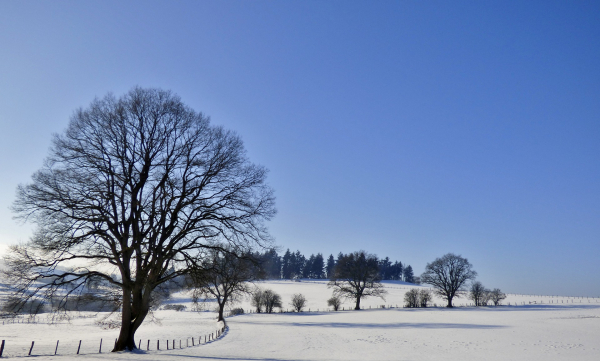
[404,289,420,308]
[189,248,258,322]
[263,289,282,313]
[469,281,488,306]
[420,253,477,308]
[489,288,506,306]
[419,289,433,308]
[327,295,342,311]
[251,289,265,313]
[290,293,307,312]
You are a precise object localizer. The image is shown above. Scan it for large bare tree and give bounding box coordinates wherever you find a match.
[420,253,477,307]
[4,87,275,351]
[328,251,386,310]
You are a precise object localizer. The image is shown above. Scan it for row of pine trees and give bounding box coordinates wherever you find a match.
[252,249,415,283]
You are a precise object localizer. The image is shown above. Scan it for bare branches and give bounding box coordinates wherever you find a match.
[3,87,275,351]
[328,251,386,310]
[420,253,477,308]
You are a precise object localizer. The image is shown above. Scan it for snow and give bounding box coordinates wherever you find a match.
[1,280,598,360]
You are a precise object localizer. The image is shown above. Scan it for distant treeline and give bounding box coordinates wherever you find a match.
[251,249,415,283]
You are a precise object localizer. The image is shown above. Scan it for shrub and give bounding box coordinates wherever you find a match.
[404,289,420,308]
[418,289,433,308]
[327,295,342,311]
[263,289,282,313]
[251,289,265,313]
[290,293,307,312]
[229,308,245,316]
[163,304,187,311]
[489,288,506,306]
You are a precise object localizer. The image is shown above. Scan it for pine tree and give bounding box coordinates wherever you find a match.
[312,253,325,279]
[326,254,336,279]
[403,265,414,283]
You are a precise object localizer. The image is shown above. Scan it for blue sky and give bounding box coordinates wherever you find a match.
[0,1,598,296]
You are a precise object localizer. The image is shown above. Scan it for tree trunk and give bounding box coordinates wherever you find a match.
[355,296,361,310]
[113,287,149,351]
[447,297,453,308]
[217,300,225,322]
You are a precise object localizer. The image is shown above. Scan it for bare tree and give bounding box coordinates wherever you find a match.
[420,253,477,308]
[189,247,258,322]
[262,289,282,313]
[251,289,265,313]
[469,281,488,306]
[404,289,420,308]
[290,293,307,312]
[489,288,506,306]
[327,295,342,311]
[3,88,275,351]
[328,251,386,310]
[418,289,433,308]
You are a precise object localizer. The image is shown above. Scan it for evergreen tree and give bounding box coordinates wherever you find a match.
[303,254,314,278]
[312,253,325,278]
[281,249,293,279]
[403,265,415,283]
[391,261,403,280]
[292,251,306,279]
[326,254,336,279]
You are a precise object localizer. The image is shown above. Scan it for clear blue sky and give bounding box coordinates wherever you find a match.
[1,1,598,296]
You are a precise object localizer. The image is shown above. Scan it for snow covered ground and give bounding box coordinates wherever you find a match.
[1,280,598,360]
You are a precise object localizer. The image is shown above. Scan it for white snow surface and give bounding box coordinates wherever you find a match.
[1,280,599,360]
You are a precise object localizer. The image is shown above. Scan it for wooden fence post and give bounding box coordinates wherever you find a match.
[29,341,35,356]
[147,340,150,351]
[1,340,5,357]
[138,340,141,349]
[55,340,60,355]
[99,339,102,353]
[77,340,82,354]
[157,340,160,350]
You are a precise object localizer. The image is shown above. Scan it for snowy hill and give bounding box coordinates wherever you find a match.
[0,280,598,360]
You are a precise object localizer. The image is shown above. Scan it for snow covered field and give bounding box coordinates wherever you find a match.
[1,280,599,360]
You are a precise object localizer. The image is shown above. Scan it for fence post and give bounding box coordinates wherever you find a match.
[77,340,82,354]
[1,340,5,357]
[192,338,194,346]
[138,340,141,349]
[99,339,102,353]
[55,340,60,355]
[157,340,160,350]
[29,341,35,356]
[147,340,150,351]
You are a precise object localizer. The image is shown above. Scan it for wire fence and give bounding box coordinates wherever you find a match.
[0,324,227,358]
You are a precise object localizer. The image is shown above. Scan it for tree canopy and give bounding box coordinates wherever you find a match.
[328,251,386,310]
[420,253,477,307]
[4,87,275,351]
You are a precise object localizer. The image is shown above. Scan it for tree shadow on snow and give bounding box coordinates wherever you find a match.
[240,320,505,329]
[448,304,600,312]
[161,356,311,361]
